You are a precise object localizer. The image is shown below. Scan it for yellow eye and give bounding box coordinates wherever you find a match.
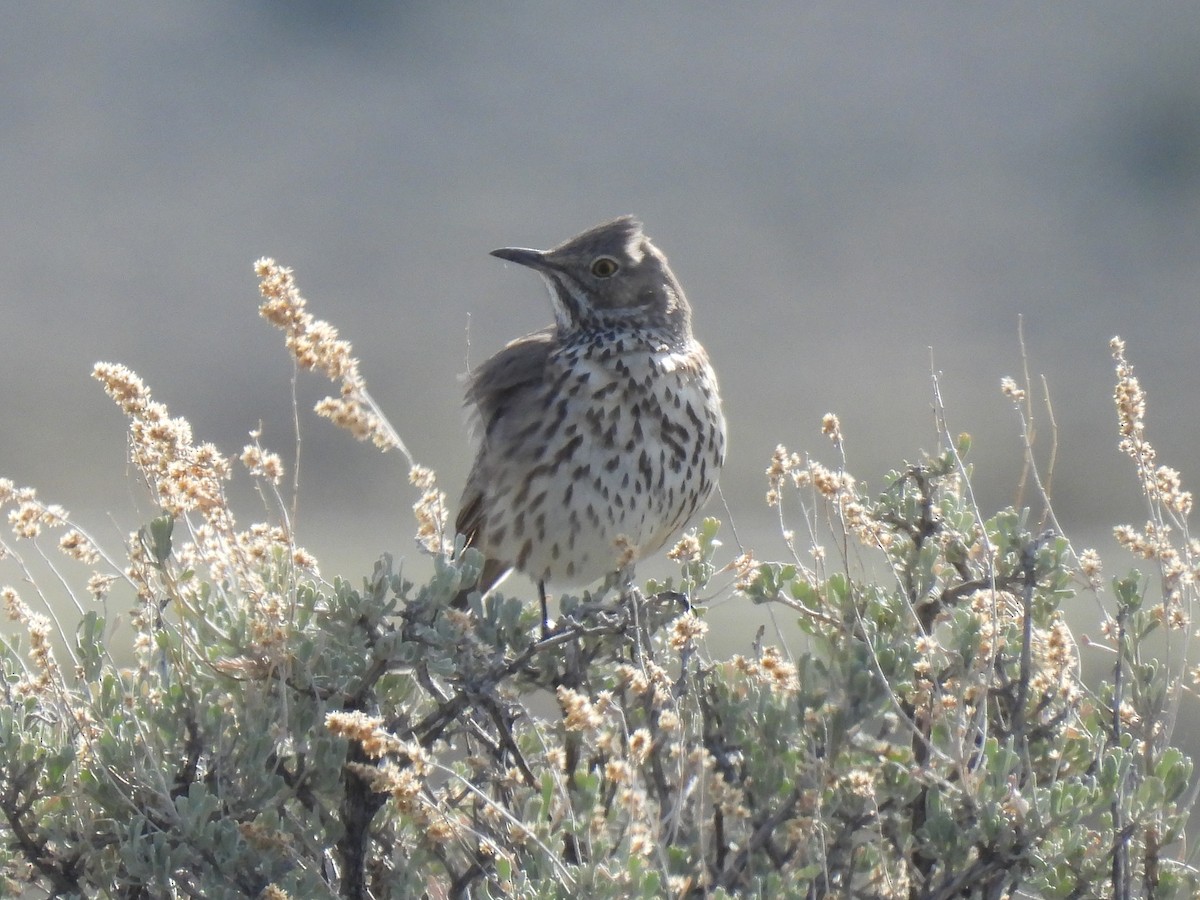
[590,256,619,278]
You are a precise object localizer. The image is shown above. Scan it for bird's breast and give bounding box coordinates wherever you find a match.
[476,340,726,586]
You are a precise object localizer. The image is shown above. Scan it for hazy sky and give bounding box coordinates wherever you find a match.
[3,5,1200,633]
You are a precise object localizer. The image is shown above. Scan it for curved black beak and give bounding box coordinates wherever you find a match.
[490,247,546,269]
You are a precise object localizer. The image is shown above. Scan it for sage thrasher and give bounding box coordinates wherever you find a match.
[455,216,726,623]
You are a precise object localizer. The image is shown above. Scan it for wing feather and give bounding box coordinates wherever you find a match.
[455,327,555,547]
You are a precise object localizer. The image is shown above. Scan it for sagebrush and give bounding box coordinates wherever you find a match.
[0,267,1195,898]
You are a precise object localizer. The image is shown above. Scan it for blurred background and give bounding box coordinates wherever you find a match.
[2,4,1200,648]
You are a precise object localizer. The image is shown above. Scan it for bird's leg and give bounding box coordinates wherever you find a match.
[617,565,655,665]
[619,564,636,595]
[538,579,550,639]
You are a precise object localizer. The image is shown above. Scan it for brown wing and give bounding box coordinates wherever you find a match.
[455,327,556,546]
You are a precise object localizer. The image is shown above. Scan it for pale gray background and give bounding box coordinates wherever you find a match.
[3,4,1200,644]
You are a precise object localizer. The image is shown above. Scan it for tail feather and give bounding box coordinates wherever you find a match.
[451,555,511,609]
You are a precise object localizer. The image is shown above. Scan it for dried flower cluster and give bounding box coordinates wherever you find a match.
[666,530,702,563]
[766,442,891,554]
[1112,338,1193,518]
[910,590,1082,720]
[94,362,233,519]
[0,478,122,613]
[409,465,448,555]
[256,257,409,459]
[254,260,473,563]
[297,614,503,874]
[668,610,708,650]
[727,550,762,592]
[1110,338,1196,631]
[0,585,58,695]
[240,440,284,485]
[1078,547,1103,589]
[765,444,854,504]
[821,411,842,443]
[91,361,321,661]
[1000,376,1027,402]
[730,645,800,695]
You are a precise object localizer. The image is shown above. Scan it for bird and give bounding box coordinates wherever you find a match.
[454,216,726,626]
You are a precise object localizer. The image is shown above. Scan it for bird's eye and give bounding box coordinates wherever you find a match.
[590,256,619,278]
